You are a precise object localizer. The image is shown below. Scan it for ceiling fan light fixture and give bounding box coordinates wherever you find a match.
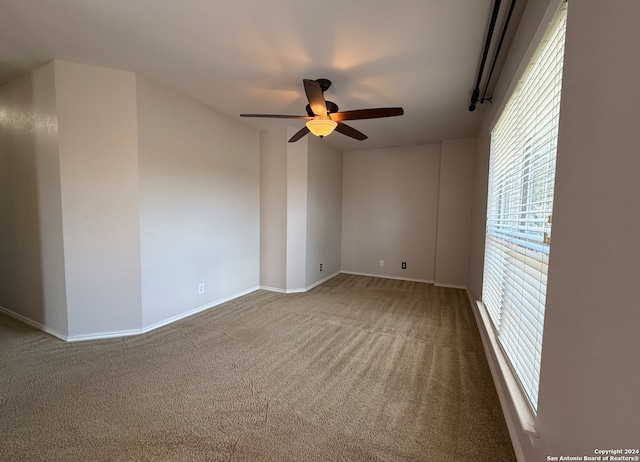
[241,78,403,142]
[306,117,337,138]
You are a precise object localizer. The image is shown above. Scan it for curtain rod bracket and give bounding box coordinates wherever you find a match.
[469,95,493,112]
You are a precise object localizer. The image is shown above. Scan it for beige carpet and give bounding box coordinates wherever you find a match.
[0,274,515,461]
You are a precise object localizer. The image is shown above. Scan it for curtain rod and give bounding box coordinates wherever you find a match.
[469,0,502,112]
[469,0,517,111]
[481,0,517,103]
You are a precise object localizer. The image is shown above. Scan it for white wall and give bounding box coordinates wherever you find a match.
[54,61,142,338]
[136,77,260,329]
[305,136,343,287]
[435,138,475,287]
[1,62,261,339]
[285,128,309,292]
[538,0,640,455]
[260,128,288,291]
[0,62,68,336]
[259,130,343,292]
[341,144,442,282]
[467,0,640,459]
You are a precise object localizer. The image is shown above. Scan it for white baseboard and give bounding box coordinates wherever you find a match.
[305,271,341,291]
[1,286,261,343]
[260,285,286,293]
[0,305,68,341]
[284,287,306,294]
[262,271,462,291]
[340,270,435,285]
[261,271,341,294]
[66,328,142,343]
[136,285,261,337]
[435,282,467,289]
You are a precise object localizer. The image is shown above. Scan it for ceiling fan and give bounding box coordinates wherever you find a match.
[240,78,404,142]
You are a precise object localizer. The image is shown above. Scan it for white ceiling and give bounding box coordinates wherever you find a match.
[0,0,523,151]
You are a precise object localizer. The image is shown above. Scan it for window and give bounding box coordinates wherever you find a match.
[482,3,567,411]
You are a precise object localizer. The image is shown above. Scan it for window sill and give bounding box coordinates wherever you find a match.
[474,300,539,438]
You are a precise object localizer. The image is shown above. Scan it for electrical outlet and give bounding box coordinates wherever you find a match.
[401,262,407,269]
[198,283,205,294]
[379,260,384,267]
[320,263,323,271]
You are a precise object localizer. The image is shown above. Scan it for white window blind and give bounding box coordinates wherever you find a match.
[482,3,567,411]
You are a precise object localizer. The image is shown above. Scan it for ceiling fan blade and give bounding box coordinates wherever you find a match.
[240,114,312,119]
[303,79,327,117]
[335,122,367,141]
[288,126,310,142]
[331,107,404,121]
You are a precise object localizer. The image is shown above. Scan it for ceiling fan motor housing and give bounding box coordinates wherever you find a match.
[305,101,339,117]
[316,78,332,92]
[304,78,337,116]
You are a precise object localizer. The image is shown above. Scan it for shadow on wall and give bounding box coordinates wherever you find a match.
[0,75,46,325]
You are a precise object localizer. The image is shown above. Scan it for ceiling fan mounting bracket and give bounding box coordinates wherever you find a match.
[316,78,332,92]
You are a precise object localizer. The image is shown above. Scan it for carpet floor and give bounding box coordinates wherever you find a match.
[0,274,515,461]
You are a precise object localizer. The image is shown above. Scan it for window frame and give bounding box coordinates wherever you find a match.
[480,0,568,419]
